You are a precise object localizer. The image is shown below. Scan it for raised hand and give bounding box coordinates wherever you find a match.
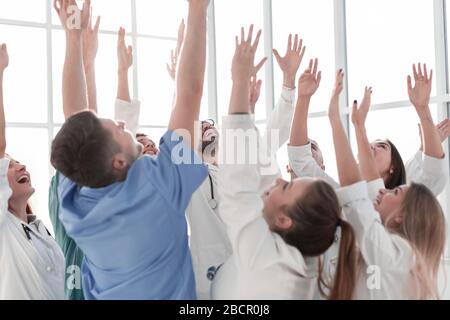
[167,20,185,81]
[232,25,267,83]
[82,13,100,69]
[229,25,267,115]
[54,0,91,34]
[407,63,433,118]
[298,58,321,98]
[328,69,344,122]
[351,86,372,127]
[0,44,8,72]
[249,75,262,114]
[117,27,133,72]
[419,118,450,149]
[273,34,306,89]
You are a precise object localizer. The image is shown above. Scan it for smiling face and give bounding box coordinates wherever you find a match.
[374,185,409,228]
[262,177,316,231]
[6,157,35,202]
[137,134,159,156]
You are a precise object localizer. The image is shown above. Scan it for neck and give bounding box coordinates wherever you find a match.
[8,198,29,224]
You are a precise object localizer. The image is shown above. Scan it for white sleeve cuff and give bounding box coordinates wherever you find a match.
[287,143,313,160]
[422,153,448,175]
[336,181,370,207]
[221,114,255,130]
[280,87,295,104]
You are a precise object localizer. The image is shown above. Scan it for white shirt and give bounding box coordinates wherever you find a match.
[288,143,448,299]
[337,181,417,300]
[114,98,141,136]
[115,90,296,300]
[288,143,448,196]
[0,158,65,300]
[211,115,317,300]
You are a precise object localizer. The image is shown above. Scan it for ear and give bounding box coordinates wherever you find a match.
[321,164,326,171]
[112,153,128,171]
[275,214,293,231]
[393,214,403,225]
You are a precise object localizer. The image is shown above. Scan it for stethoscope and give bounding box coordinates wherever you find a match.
[208,173,218,210]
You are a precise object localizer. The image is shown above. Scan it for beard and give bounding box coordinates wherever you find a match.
[202,136,218,158]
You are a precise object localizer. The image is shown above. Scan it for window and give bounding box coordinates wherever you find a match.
[0,0,448,249]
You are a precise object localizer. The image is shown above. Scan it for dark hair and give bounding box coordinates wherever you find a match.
[51,111,121,188]
[136,133,148,139]
[384,140,406,189]
[278,180,358,300]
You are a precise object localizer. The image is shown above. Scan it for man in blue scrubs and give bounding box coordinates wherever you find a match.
[51,0,210,299]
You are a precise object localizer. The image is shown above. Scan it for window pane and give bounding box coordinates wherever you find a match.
[53,31,133,123]
[350,106,438,164]
[272,0,335,112]
[137,128,168,145]
[136,0,188,37]
[0,0,46,23]
[1,25,47,123]
[5,128,51,230]
[137,38,176,126]
[215,0,266,121]
[52,0,132,32]
[346,0,435,105]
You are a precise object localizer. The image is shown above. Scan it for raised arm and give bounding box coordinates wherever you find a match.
[82,13,100,113]
[289,59,321,147]
[351,87,380,182]
[263,34,305,151]
[273,34,306,90]
[328,70,362,187]
[0,44,8,158]
[166,20,185,82]
[117,27,133,103]
[54,0,91,120]
[169,1,209,147]
[408,63,444,159]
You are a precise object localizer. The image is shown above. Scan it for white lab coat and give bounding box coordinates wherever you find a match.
[288,143,448,299]
[336,180,418,299]
[114,99,141,136]
[211,114,317,300]
[114,90,296,299]
[187,88,296,299]
[288,143,449,196]
[0,158,65,300]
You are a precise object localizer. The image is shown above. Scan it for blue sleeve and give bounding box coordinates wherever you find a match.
[146,130,208,213]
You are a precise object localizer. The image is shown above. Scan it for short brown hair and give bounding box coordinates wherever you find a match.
[51,111,121,188]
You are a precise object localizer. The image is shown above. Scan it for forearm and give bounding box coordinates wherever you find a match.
[330,113,361,186]
[419,109,445,159]
[289,96,310,146]
[84,65,98,113]
[283,73,296,90]
[354,124,380,182]
[63,34,88,120]
[0,72,5,157]
[229,80,250,114]
[169,2,207,143]
[117,69,131,102]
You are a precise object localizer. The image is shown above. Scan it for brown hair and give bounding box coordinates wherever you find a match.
[51,111,121,188]
[384,140,406,189]
[278,180,359,300]
[388,183,446,299]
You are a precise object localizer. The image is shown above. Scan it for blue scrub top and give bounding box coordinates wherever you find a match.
[58,130,208,300]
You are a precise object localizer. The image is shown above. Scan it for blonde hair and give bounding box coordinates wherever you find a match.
[388,183,446,299]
